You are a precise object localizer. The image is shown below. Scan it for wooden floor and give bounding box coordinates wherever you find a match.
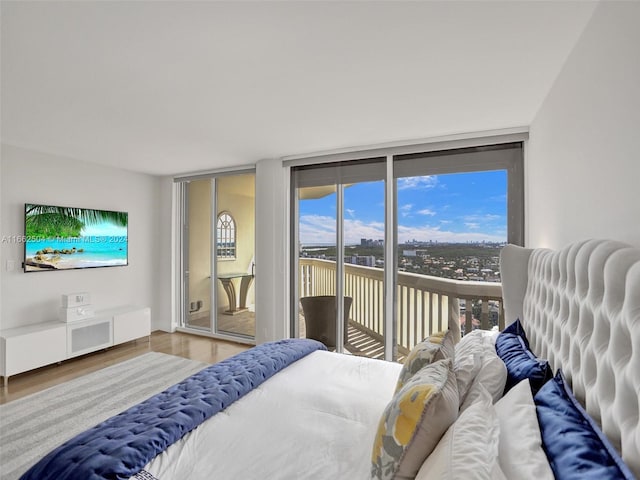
[0,331,249,405]
[0,321,404,406]
[345,324,385,359]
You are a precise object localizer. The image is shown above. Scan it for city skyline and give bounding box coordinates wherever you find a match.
[299,170,507,245]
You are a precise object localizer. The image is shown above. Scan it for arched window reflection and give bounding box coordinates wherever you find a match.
[216,212,236,259]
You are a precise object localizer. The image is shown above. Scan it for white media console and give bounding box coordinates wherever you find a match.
[0,305,150,387]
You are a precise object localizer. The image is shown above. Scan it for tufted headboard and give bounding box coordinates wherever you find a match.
[500,239,640,477]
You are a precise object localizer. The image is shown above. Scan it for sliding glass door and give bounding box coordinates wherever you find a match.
[291,142,523,362]
[292,159,386,356]
[178,171,256,342]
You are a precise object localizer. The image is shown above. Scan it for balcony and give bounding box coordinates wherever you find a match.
[299,258,504,360]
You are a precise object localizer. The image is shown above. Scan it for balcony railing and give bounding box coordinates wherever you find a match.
[299,258,504,358]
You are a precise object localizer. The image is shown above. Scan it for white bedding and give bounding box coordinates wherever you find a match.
[143,350,402,479]
[116,240,639,480]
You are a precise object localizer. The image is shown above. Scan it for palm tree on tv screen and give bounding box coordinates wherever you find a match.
[25,205,127,238]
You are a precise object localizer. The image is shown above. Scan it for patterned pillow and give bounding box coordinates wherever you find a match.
[395,330,454,391]
[372,358,459,480]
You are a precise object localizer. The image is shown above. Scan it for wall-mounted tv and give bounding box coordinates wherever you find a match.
[24,203,128,272]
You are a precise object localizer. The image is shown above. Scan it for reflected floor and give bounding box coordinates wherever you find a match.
[187,310,257,338]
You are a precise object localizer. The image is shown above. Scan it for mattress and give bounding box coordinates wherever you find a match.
[143,350,402,479]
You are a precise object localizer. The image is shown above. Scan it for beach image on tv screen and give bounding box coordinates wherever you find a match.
[24,204,128,271]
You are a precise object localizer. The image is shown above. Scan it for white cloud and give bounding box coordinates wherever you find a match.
[299,215,385,245]
[465,222,480,229]
[397,224,505,243]
[417,208,436,216]
[399,204,413,218]
[298,214,337,239]
[463,214,502,222]
[397,176,438,191]
[300,214,505,245]
[345,208,356,218]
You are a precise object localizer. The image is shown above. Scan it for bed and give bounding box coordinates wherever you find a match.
[16,239,640,480]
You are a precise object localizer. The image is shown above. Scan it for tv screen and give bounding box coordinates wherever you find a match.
[24,203,128,272]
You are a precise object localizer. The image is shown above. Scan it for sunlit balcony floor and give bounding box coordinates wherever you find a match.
[186,311,403,361]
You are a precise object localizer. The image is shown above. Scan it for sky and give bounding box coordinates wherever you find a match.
[299,170,507,245]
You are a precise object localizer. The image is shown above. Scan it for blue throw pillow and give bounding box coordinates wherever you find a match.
[495,319,552,394]
[534,370,635,480]
[502,318,530,347]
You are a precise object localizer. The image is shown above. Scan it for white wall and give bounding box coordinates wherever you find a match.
[156,176,174,332]
[527,1,640,249]
[254,158,289,344]
[0,144,171,331]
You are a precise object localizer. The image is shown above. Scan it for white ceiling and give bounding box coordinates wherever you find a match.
[1,1,597,177]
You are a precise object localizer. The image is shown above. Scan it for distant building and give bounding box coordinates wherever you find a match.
[361,238,384,247]
[403,250,417,257]
[347,255,376,267]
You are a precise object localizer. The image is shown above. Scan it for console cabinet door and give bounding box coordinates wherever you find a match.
[5,325,67,376]
[67,316,113,358]
[113,307,151,344]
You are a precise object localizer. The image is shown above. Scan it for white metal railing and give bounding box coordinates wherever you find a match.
[299,258,504,356]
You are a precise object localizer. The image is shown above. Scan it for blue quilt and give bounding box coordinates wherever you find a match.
[21,338,326,480]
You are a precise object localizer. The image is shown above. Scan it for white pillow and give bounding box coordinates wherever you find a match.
[474,352,507,403]
[456,329,499,353]
[459,341,507,412]
[455,352,482,405]
[492,464,508,480]
[494,379,554,480]
[454,331,484,404]
[455,329,484,357]
[416,384,502,480]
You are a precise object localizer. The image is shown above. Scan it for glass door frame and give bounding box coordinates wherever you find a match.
[174,168,257,346]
